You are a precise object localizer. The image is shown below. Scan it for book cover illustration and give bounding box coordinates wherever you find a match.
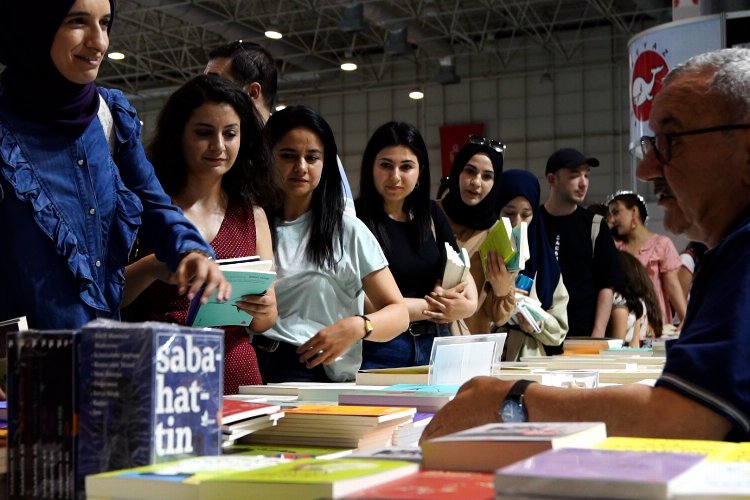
[77,320,224,493]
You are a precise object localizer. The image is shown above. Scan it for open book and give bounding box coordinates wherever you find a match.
[478,218,529,272]
[442,243,471,289]
[187,257,276,327]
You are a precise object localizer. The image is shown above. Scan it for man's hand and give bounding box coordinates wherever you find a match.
[175,252,231,303]
[420,376,513,442]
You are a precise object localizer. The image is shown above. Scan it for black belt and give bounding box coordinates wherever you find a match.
[249,333,281,353]
[407,321,438,337]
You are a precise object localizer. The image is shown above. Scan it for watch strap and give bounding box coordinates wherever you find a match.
[356,314,374,340]
[506,379,536,402]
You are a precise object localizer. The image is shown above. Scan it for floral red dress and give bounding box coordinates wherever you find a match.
[126,203,263,394]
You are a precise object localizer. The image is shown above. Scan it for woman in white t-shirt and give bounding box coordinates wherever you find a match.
[256,105,408,382]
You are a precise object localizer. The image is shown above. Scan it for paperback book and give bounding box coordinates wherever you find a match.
[442,243,470,289]
[421,421,607,472]
[347,470,495,499]
[187,258,276,327]
[478,218,529,272]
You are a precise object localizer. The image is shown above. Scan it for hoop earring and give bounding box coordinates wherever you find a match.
[415,181,420,188]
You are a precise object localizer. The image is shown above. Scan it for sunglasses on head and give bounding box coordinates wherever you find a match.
[468,134,506,154]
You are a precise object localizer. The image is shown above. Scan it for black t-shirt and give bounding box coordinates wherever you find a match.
[379,201,459,299]
[540,205,623,338]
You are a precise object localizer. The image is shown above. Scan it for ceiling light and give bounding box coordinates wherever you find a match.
[107,52,125,61]
[264,27,283,39]
[409,89,424,100]
[340,61,358,71]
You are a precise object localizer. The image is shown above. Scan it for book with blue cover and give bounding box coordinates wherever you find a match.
[77,319,224,495]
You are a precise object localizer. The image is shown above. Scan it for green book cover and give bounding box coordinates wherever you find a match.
[478,217,516,267]
[187,270,276,327]
[207,458,419,499]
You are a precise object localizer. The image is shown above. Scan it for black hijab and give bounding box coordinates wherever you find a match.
[0,0,116,136]
[497,169,561,309]
[441,142,504,230]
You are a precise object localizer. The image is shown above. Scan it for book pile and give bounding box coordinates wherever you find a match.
[221,399,283,447]
[244,405,417,449]
[7,320,224,498]
[86,454,419,500]
[391,412,433,447]
[338,384,458,413]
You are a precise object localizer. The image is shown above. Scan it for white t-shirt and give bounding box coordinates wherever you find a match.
[265,211,388,381]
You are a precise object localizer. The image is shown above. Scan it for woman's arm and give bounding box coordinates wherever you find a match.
[662,269,687,323]
[423,273,479,323]
[121,254,168,308]
[235,206,278,333]
[609,307,628,341]
[296,266,408,368]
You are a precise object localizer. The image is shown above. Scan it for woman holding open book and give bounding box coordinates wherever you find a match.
[438,139,515,335]
[124,75,283,393]
[260,106,408,382]
[497,169,568,360]
[356,122,478,369]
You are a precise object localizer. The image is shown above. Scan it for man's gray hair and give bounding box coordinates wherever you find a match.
[665,48,750,121]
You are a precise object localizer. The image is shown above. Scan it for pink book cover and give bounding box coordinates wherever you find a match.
[346,470,495,499]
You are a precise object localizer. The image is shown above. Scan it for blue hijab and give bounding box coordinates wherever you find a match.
[497,169,561,309]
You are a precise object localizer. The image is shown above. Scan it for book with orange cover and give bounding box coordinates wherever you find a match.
[283,405,416,423]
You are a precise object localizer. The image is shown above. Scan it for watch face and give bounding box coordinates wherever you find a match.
[501,400,527,422]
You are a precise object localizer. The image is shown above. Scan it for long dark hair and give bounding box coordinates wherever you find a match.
[616,251,663,338]
[355,121,432,252]
[148,74,282,210]
[264,105,344,268]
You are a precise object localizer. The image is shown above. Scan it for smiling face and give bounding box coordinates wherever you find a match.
[273,127,325,206]
[50,0,111,84]
[181,102,241,179]
[636,69,750,246]
[458,153,495,206]
[372,145,420,209]
[500,196,534,228]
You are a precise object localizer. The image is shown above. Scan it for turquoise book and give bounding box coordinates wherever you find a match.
[187,259,276,327]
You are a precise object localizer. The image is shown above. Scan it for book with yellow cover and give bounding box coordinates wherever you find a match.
[283,405,416,423]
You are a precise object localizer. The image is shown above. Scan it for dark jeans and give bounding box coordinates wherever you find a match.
[361,321,451,370]
[252,335,331,383]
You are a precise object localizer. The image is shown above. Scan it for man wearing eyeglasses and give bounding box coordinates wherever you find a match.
[421,48,749,443]
[539,148,623,346]
[204,40,356,214]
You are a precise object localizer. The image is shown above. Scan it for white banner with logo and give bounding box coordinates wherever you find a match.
[628,16,723,153]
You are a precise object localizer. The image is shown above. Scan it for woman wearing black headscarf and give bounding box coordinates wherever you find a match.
[0,0,228,329]
[438,139,515,335]
[497,169,568,360]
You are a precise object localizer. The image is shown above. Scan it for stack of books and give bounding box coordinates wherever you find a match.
[244,405,416,449]
[338,384,458,413]
[220,399,283,447]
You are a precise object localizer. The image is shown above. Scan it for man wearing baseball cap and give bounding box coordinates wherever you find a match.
[539,148,622,347]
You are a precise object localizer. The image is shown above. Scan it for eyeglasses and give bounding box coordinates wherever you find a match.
[468,134,506,154]
[640,123,750,163]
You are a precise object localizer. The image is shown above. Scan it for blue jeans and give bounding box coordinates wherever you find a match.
[361,321,451,369]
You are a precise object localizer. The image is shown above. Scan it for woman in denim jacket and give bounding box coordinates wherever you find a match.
[0,0,228,329]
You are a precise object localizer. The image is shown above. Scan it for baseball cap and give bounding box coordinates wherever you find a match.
[545,148,600,175]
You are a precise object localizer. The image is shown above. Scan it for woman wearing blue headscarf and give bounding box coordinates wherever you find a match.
[497,169,569,360]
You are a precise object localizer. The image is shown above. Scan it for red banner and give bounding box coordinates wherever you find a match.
[439,123,485,177]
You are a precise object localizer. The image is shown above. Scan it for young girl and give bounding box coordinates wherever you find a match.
[438,139,514,335]
[608,191,686,327]
[611,251,663,347]
[497,169,569,360]
[258,106,408,382]
[356,122,478,368]
[124,75,282,394]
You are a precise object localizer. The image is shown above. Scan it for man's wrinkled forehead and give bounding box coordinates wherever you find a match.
[649,71,714,131]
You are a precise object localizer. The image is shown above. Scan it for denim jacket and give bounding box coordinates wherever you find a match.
[0,87,212,329]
